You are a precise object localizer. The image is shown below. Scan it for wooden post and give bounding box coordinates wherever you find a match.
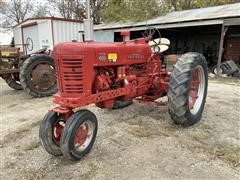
[217,25,228,75]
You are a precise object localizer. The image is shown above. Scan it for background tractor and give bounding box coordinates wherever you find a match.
[39,28,208,160]
[0,47,57,97]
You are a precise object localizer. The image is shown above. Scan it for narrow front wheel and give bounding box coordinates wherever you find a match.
[60,110,98,160]
[39,112,66,156]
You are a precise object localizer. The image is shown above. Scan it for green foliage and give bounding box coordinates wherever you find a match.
[100,0,129,22]
[166,0,240,11]
[101,0,240,22]
[101,0,166,22]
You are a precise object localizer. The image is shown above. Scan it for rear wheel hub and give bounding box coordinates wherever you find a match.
[188,65,206,115]
[31,63,56,90]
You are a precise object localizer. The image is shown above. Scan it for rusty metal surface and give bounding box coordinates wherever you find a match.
[0,69,20,75]
[224,37,240,63]
[30,63,56,90]
[0,55,20,75]
[0,47,20,58]
[95,3,240,30]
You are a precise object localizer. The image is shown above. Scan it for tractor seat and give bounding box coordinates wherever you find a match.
[148,38,170,53]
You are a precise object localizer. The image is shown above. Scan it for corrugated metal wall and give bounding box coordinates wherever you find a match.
[22,25,40,54]
[13,27,22,51]
[13,19,84,52]
[53,20,83,45]
[94,30,114,42]
[37,20,52,50]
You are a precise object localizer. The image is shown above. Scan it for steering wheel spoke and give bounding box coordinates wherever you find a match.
[143,27,161,44]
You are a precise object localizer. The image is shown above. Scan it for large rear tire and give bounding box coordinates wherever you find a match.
[168,52,208,126]
[20,54,57,97]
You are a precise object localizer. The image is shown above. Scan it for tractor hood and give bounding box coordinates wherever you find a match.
[53,41,151,57]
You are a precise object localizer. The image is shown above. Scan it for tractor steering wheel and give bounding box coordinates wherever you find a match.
[142,27,162,53]
[142,27,161,44]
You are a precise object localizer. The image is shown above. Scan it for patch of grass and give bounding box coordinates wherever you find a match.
[193,132,209,142]
[186,129,240,168]
[23,139,40,151]
[20,168,46,180]
[4,161,16,169]
[0,120,40,145]
[153,130,169,137]
[18,118,28,122]
[79,164,103,179]
[213,144,240,167]
[7,103,18,108]
[129,126,151,138]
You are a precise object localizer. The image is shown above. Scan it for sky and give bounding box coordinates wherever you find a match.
[0,0,48,45]
[0,31,13,45]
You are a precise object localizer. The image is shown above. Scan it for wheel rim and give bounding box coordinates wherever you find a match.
[213,67,223,74]
[53,118,65,144]
[30,62,56,91]
[74,120,94,152]
[188,65,206,115]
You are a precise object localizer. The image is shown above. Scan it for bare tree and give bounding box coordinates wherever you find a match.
[32,4,50,18]
[49,0,81,19]
[0,0,33,31]
[48,0,104,23]
[90,0,105,23]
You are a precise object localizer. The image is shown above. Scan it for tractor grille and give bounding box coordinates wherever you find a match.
[61,59,84,94]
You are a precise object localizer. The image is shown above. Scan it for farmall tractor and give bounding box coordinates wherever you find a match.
[39,28,208,160]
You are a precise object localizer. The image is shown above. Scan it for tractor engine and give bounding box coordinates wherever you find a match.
[52,37,168,109]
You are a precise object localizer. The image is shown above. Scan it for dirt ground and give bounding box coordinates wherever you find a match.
[0,77,239,180]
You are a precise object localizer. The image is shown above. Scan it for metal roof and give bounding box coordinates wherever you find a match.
[95,3,240,30]
[14,17,84,28]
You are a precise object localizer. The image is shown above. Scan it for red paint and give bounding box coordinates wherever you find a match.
[74,126,88,146]
[51,31,169,114]
[53,120,65,142]
[189,68,200,109]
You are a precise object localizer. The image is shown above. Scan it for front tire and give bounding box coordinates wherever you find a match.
[168,52,208,126]
[39,112,66,156]
[60,110,98,160]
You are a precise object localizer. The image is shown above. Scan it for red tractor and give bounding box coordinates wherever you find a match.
[39,28,208,160]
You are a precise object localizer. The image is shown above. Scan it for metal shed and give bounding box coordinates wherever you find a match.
[94,3,240,69]
[13,17,84,54]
